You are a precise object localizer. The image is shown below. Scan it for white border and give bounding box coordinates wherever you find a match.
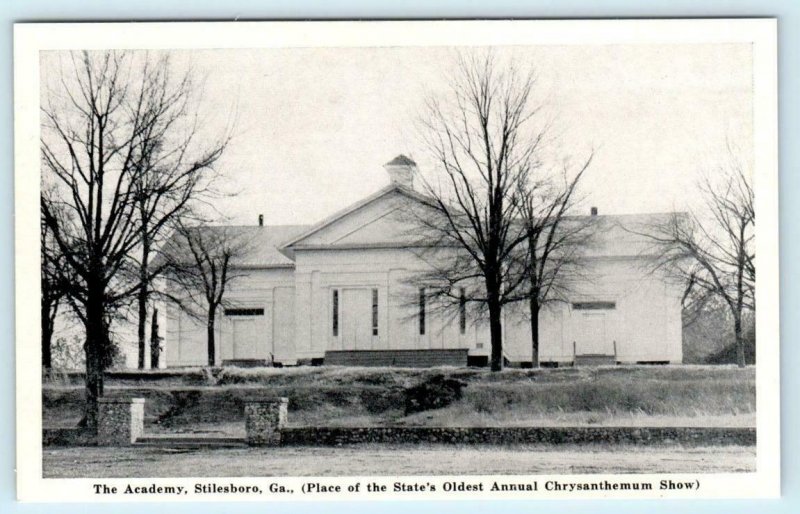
[14,19,779,501]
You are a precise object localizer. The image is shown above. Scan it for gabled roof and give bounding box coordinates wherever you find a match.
[232,225,310,266]
[563,212,683,257]
[278,177,682,259]
[280,183,431,250]
[165,224,310,269]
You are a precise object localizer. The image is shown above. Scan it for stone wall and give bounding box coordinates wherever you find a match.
[281,426,756,447]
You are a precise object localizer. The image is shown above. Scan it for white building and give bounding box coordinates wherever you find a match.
[164,156,683,368]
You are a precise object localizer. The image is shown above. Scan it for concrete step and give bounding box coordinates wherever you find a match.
[324,349,469,367]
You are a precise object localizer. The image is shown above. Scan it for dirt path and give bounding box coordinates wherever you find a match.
[43,444,755,478]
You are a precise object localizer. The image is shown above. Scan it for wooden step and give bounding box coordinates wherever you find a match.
[574,354,617,366]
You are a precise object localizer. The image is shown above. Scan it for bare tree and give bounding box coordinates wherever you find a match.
[410,52,555,371]
[162,223,252,366]
[126,56,231,370]
[40,204,73,371]
[511,159,594,367]
[40,50,229,430]
[646,154,754,368]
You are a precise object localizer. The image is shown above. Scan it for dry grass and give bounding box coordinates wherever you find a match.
[44,365,755,430]
[43,364,753,387]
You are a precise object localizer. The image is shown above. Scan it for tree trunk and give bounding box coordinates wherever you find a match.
[529,296,540,368]
[137,222,150,369]
[150,308,160,369]
[734,311,745,368]
[207,305,217,367]
[41,299,55,370]
[82,292,106,432]
[488,299,503,372]
[137,287,147,369]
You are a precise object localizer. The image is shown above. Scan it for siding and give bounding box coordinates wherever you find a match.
[164,268,296,366]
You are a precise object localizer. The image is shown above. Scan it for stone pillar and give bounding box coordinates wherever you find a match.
[97,398,145,446]
[244,398,288,446]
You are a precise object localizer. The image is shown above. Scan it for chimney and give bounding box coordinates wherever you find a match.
[258,214,264,226]
[590,207,598,216]
[384,155,417,189]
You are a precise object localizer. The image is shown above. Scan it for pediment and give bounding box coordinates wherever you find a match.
[283,186,430,249]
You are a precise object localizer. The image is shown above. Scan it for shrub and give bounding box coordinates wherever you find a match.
[156,390,203,425]
[359,387,405,414]
[404,374,467,415]
[706,339,756,365]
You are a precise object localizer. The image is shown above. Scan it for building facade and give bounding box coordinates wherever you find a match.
[164,156,683,368]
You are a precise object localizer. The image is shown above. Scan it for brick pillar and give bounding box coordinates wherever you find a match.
[244,398,288,446]
[97,398,145,446]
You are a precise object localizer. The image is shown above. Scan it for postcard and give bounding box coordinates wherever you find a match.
[14,19,779,501]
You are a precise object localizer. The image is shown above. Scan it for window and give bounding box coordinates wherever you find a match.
[224,308,264,316]
[372,288,379,336]
[332,289,339,337]
[459,288,466,334]
[571,301,616,310]
[419,288,426,335]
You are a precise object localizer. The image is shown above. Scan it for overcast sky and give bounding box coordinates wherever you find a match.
[43,44,754,226]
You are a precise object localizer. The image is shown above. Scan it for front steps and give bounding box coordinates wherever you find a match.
[574,354,617,366]
[323,350,620,368]
[324,349,469,367]
[222,359,270,368]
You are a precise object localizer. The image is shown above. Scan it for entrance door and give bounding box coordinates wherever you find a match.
[232,318,260,359]
[576,312,608,355]
[341,288,372,350]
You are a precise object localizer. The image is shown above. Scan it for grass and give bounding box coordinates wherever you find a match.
[42,443,756,478]
[44,363,755,387]
[44,365,755,430]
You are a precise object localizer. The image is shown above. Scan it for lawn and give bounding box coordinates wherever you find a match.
[44,364,755,433]
[42,443,756,478]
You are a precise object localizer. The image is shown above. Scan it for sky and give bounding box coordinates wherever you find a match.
[42,43,754,227]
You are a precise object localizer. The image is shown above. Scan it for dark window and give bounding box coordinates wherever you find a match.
[572,301,616,310]
[419,288,426,335]
[372,288,379,336]
[224,308,264,316]
[459,288,466,334]
[332,289,339,337]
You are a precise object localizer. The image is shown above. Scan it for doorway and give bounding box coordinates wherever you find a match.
[576,311,611,355]
[341,288,373,350]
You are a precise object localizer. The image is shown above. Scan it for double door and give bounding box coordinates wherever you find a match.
[340,288,374,350]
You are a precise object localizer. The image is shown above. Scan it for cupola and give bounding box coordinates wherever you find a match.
[384,154,417,189]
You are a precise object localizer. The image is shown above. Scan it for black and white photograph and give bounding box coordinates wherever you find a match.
[15,19,779,501]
